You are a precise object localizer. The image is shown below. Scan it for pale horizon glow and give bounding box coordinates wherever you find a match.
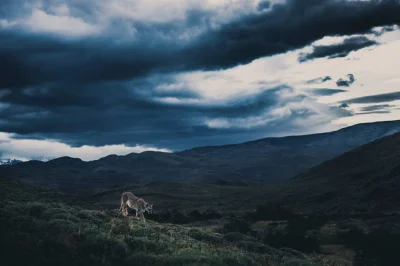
[0,133,171,162]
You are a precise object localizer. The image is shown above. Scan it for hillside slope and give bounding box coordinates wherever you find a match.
[277,131,400,216]
[0,177,319,266]
[1,120,400,191]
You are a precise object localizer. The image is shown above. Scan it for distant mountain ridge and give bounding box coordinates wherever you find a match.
[1,120,400,191]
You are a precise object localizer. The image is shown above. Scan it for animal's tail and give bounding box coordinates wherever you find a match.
[120,193,128,217]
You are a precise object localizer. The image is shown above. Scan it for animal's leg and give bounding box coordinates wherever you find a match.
[120,194,128,217]
[121,205,128,217]
[120,201,125,216]
[135,209,139,219]
[141,212,146,223]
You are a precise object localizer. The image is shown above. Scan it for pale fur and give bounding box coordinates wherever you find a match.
[120,192,153,222]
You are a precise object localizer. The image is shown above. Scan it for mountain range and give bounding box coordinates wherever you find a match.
[1,120,400,192]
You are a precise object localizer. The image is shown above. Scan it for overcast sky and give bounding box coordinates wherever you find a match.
[1,0,400,161]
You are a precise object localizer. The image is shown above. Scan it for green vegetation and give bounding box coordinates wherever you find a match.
[0,178,320,266]
[339,226,400,266]
[2,174,398,266]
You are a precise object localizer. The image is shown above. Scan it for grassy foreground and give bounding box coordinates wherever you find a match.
[0,178,319,266]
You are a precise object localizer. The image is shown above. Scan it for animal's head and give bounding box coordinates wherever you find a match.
[145,203,153,214]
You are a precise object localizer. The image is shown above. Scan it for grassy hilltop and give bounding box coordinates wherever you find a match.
[0,178,321,266]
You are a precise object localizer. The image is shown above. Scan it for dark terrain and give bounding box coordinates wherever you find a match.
[1,120,400,191]
[1,121,400,265]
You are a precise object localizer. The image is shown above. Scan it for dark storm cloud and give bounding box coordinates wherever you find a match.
[1,0,399,150]
[298,36,379,62]
[183,0,400,70]
[0,80,293,149]
[2,0,400,89]
[340,92,400,105]
[0,29,183,89]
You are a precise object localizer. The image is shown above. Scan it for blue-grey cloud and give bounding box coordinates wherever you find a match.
[307,76,332,84]
[360,104,394,112]
[355,110,391,115]
[342,92,400,104]
[299,36,379,62]
[370,25,397,36]
[311,88,347,96]
[336,74,355,87]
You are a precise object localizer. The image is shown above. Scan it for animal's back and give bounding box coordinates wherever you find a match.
[122,192,141,208]
[122,191,139,201]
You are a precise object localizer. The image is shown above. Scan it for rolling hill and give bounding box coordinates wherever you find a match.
[273,130,400,217]
[1,120,400,191]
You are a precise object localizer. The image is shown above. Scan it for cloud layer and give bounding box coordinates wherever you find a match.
[1,0,400,160]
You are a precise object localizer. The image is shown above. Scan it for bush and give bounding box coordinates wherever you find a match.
[219,218,251,234]
[126,236,167,252]
[263,231,320,254]
[51,213,81,223]
[339,227,400,266]
[280,259,321,266]
[237,241,271,253]
[247,204,296,221]
[223,232,258,243]
[26,202,47,217]
[84,234,128,262]
[278,248,307,260]
[147,209,222,224]
[188,229,223,245]
[286,215,328,233]
[259,214,324,254]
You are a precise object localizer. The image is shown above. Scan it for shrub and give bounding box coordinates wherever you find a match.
[339,227,400,266]
[237,241,271,253]
[263,231,320,254]
[188,229,223,245]
[279,248,307,260]
[286,215,328,233]
[219,218,251,234]
[51,213,81,223]
[125,236,167,252]
[247,204,296,221]
[223,232,258,243]
[83,234,128,262]
[26,202,48,217]
[202,209,222,220]
[124,253,158,266]
[280,259,321,266]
